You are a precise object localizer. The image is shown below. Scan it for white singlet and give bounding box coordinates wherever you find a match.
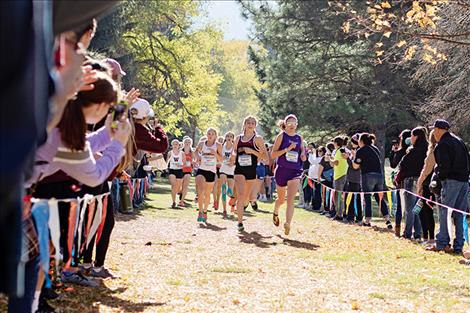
[168,150,184,170]
[219,143,235,176]
[199,141,218,173]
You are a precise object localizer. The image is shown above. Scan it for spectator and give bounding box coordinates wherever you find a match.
[427,119,470,254]
[344,134,363,224]
[416,130,438,244]
[308,143,322,211]
[396,127,428,240]
[330,136,349,221]
[318,144,334,215]
[352,133,392,228]
[390,129,412,236]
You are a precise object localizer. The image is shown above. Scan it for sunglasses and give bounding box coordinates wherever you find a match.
[286,122,298,126]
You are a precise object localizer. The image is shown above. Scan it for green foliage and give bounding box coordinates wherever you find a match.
[242,0,420,152]
[213,40,262,135]
[91,1,223,137]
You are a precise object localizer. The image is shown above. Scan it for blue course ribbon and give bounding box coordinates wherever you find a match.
[463,216,469,245]
[354,193,358,217]
[31,202,51,287]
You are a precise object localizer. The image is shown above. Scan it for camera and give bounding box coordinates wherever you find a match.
[110,101,128,128]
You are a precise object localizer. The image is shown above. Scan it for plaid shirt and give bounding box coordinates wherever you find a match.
[22,199,40,262]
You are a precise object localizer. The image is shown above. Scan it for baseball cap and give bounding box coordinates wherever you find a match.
[130,98,151,119]
[104,58,126,77]
[431,119,450,130]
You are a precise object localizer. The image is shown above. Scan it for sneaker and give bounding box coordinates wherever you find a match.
[386,220,393,230]
[295,203,305,208]
[284,223,291,235]
[197,212,203,222]
[90,267,116,279]
[362,222,371,227]
[61,271,98,287]
[223,210,228,219]
[237,223,244,232]
[332,216,343,221]
[171,202,176,209]
[251,201,259,211]
[202,212,208,223]
[229,197,236,207]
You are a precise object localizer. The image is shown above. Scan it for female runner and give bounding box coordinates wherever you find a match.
[213,136,225,211]
[270,115,306,235]
[232,116,268,231]
[181,137,194,206]
[167,139,184,208]
[195,129,223,222]
[219,132,236,218]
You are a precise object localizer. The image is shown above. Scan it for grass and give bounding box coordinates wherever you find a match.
[1,177,468,313]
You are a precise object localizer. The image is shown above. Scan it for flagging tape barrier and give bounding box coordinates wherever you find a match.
[27,177,149,282]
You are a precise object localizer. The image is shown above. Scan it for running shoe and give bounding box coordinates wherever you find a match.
[237,223,244,232]
[197,212,203,222]
[272,212,280,227]
[386,220,393,230]
[251,201,259,211]
[284,223,290,236]
[171,202,176,209]
[229,197,236,207]
[223,210,228,219]
[61,271,98,287]
[202,212,208,223]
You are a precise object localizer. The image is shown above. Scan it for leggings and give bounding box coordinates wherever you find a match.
[82,198,115,267]
[419,185,435,240]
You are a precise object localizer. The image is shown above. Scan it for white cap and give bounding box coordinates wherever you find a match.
[148,108,155,119]
[130,98,151,119]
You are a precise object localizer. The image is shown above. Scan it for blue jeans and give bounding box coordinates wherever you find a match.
[436,179,468,252]
[361,172,389,218]
[403,178,422,239]
[8,256,39,313]
[395,191,402,227]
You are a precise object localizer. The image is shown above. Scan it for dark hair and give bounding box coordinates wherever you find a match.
[317,146,326,156]
[309,142,316,148]
[411,126,428,147]
[399,129,412,150]
[326,142,335,152]
[333,136,349,147]
[75,19,97,41]
[359,133,374,146]
[58,73,118,151]
[83,58,112,76]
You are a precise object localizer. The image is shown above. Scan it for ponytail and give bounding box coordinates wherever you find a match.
[359,133,373,145]
[278,119,286,130]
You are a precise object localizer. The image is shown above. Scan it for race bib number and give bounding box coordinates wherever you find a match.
[286,151,299,163]
[172,157,182,168]
[238,154,252,167]
[185,160,191,167]
[202,155,216,167]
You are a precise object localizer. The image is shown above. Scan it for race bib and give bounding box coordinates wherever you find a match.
[185,160,191,167]
[238,154,252,167]
[202,155,216,167]
[286,151,299,163]
[172,157,182,168]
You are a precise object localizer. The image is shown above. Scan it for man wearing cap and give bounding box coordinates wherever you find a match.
[428,119,470,254]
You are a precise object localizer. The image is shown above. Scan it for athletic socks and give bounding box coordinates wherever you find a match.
[222,184,227,201]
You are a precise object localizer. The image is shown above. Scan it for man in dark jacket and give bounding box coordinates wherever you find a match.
[428,119,470,254]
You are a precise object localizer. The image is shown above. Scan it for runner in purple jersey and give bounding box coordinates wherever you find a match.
[270,114,307,235]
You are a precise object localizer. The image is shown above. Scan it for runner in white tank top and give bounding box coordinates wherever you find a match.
[195,128,223,223]
[219,132,236,217]
[167,139,184,208]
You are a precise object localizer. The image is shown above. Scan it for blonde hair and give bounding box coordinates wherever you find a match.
[206,127,218,137]
[242,115,258,134]
[116,122,136,173]
[427,129,437,155]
